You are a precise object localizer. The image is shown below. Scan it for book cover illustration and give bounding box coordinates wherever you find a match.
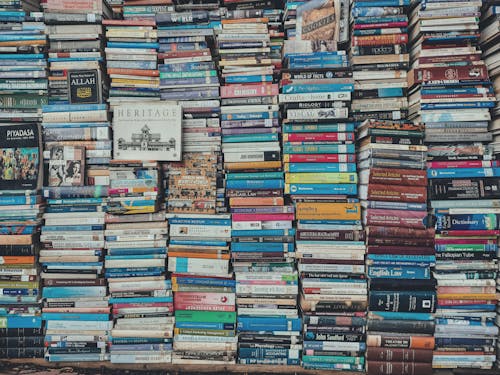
[113,103,182,161]
[0,123,41,190]
[48,146,85,187]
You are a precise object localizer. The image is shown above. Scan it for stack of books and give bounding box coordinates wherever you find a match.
[357,119,436,375]
[156,4,224,215]
[44,0,109,106]
[408,0,499,370]
[350,0,410,124]
[40,105,111,363]
[0,124,44,359]
[0,0,47,123]
[167,214,236,365]
[481,2,500,154]
[104,19,160,110]
[281,0,365,371]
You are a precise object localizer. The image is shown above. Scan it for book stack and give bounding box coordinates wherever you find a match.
[357,119,436,375]
[481,3,500,154]
[0,124,44,359]
[44,0,110,106]
[40,104,111,362]
[350,0,410,124]
[103,19,160,110]
[0,0,47,124]
[156,4,225,215]
[167,214,236,365]
[408,0,499,370]
[281,0,365,371]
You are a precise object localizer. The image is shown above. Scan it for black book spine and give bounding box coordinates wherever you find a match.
[367,319,435,334]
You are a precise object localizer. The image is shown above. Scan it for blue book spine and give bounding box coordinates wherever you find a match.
[287,51,346,58]
[422,102,495,110]
[43,122,110,129]
[106,271,163,278]
[174,277,236,287]
[159,42,207,51]
[238,347,295,359]
[370,312,434,321]
[287,163,356,173]
[428,167,500,179]
[231,242,295,253]
[282,84,354,94]
[435,337,495,346]
[42,104,106,112]
[42,286,105,298]
[287,183,357,195]
[0,226,35,235]
[435,243,497,252]
[169,239,227,246]
[6,315,42,329]
[226,179,284,190]
[435,213,497,230]
[168,218,231,226]
[47,198,105,205]
[0,195,38,205]
[368,255,435,262]
[368,266,430,279]
[0,54,44,59]
[223,133,279,142]
[352,7,402,17]
[221,112,278,121]
[237,317,301,332]
[107,60,156,69]
[289,62,350,69]
[174,322,235,330]
[354,15,407,24]
[225,75,273,84]
[232,229,296,237]
[303,341,365,351]
[159,62,214,72]
[353,28,407,36]
[239,358,300,365]
[158,21,220,30]
[299,219,361,225]
[42,313,109,321]
[107,41,159,49]
[108,248,166,256]
[109,296,173,304]
[110,337,172,344]
[227,171,283,180]
[435,318,490,326]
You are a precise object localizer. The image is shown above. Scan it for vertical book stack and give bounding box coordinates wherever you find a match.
[358,118,436,375]
[281,0,365,371]
[0,123,44,359]
[106,103,174,364]
[217,0,300,367]
[40,104,111,363]
[350,0,410,124]
[167,214,236,365]
[408,0,499,370]
[0,0,46,360]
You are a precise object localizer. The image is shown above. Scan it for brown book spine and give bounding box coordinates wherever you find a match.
[367,226,435,239]
[366,184,427,203]
[416,64,488,83]
[367,361,433,375]
[367,237,434,247]
[366,348,433,363]
[352,34,408,46]
[366,168,427,186]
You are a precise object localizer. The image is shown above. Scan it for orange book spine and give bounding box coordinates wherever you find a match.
[107,68,159,77]
[0,235,33,245]
[224,161,282,171]
[0,256,35,264]
[222,17,269,24]
[296,202,361,220]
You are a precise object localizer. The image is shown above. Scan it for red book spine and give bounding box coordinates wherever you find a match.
[367,226,435,239]
[366,347,433,362]
[352,34,408,46]
[366,168,427,186]
[427,160,498,168]
[435,238,495,245]
[366,184,427,203]
[286,154,356,163]
[231,213,294,222]
[284,132,354,142]
[354,21,408,30]
[416,64,488,83]
[367,361,433,375]
[158,50,211,59]
[221,84,278,98]
[422,93,494,100]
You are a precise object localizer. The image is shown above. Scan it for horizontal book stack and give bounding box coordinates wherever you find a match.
[40,104,111,362]
[0,123,44,359]
[44,0,110,106]
[105,159,172,364]
[357,119,436,375]
[408,0,498,370]
[481,1,500,156]
[350,0,410,124]
[104,19,160,109]
[167,214,236,365]
[0,0,47,123]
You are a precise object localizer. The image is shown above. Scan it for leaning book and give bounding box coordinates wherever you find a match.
[0,123,42,190]
[113,103,182,161]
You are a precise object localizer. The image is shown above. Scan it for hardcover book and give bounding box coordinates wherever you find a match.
[0,123,41,190]
[113,103,182,161]
[68,70,102,105]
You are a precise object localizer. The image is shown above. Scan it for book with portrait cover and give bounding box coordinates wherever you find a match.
[113,103,182,161]
[0,123,42,190]
[48,146,85,187]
